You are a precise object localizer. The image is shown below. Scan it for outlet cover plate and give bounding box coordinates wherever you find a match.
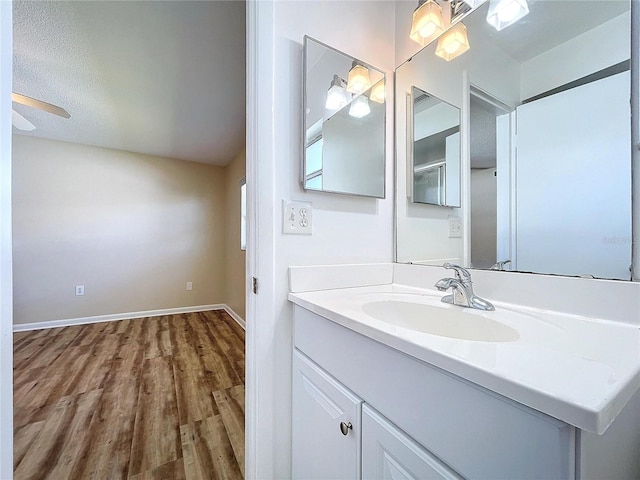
[448,216,462,238]
[283,201,312,235]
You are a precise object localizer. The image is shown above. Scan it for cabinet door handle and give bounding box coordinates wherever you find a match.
[339,421,353,436]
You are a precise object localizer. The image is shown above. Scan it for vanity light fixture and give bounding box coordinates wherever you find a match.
[369,80,385,104]
[346,61,372,94]
[486,0,529,31]
[435,22,470,61]
[349,95,371,118]
[410,0,446,46]
[325,74,349,111]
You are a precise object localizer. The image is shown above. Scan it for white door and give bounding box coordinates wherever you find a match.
[361,405,463,480]
[515,71,631,279]
[292,350,362,480]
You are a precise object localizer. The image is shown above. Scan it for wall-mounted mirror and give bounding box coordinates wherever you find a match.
[396,0,632,280]
[303,36,386,198]
[411,87,461,207]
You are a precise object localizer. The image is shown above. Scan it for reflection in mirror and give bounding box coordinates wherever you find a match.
[396,0,632,280]
[469,87,512,269]
[303,36,386,198]
[412,87,461,207]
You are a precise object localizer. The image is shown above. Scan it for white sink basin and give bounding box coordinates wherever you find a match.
[289,280,640,434]
[361,297,520,342]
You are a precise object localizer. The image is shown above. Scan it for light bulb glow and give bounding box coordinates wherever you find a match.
[349,95,371,118]
[444,39,461,54]
[409,0,445,46]
[435,23,470,61]
[370,80,385,104]
[419,22,437,39]
[347,64,371,94]
[486,0,529,31]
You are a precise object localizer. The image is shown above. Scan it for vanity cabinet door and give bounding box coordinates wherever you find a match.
[362,405,464,480]
[292,350,362,480]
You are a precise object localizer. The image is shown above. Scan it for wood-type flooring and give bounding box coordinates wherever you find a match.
[13,310,245,480]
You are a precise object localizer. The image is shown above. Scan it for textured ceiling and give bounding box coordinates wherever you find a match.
[13,0,246,166]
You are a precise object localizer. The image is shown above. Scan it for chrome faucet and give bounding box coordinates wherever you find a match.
[490,260,511,271]
[435,263,495,311]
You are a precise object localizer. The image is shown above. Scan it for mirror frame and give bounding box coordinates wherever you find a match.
[302,35,386,199]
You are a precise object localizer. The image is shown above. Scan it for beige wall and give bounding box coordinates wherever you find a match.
[224,149,246,319]
[12,135,231,325]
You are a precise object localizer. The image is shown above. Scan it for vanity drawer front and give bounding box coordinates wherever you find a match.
[294,306,575,480]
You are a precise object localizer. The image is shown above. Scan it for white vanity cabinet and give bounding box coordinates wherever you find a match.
[292,305,576,480]
[293,348,461,480]
[362,404,463,480]
[292,350,362,480]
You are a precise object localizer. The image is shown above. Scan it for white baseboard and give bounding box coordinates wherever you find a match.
[222,306,246,330]
[12,304,243,332]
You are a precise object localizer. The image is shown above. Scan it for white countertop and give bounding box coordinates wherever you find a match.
[288,283,640,434]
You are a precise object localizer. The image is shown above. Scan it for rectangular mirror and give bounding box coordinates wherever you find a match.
[396,0,632,280]
[303,36,386,198]
[411,86,461,207]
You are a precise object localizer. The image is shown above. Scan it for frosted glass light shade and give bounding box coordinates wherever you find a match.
[370,80,385,104]
[326,86,347,110]
[325,75,348,110]
[347,63,371,94]
[435,23,470,61]
[349,95,371,118]
[486,0,529,31]
[410,0,445,46]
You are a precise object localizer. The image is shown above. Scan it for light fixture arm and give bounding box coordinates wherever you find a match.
[330,74,347,89]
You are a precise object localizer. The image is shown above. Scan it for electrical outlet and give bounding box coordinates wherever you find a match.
[283,201,312,235]
[448,216,462,238]
[186,282,193,291]
[75,285,85,296]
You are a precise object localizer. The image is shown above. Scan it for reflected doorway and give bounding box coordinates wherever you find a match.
[469,87,512,270]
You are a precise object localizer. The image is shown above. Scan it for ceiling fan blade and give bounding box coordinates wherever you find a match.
[12,109,36,131]
[12,92,70,118]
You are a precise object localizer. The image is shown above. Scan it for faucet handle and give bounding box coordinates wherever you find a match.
[443,263,471,282]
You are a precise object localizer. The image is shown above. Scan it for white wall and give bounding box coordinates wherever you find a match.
[0,0,13,475]
[247,1,396,477]
[12,136,228,325]
[521,12,631,100]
